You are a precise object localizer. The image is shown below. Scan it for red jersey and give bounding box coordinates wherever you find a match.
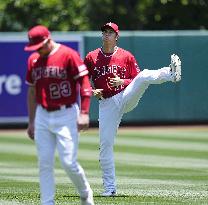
[84,47,140,98]
[26,44,89,108]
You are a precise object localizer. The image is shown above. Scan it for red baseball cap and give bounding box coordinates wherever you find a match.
[101,22,119,35]
[24,25,50,51]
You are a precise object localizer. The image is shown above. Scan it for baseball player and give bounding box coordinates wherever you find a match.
[25,25,94,205]
[84,22,181,196]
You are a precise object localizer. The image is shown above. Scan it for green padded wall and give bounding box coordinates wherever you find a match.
[84,31,208,124]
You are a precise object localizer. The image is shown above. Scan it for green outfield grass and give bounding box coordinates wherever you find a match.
[0,126,208,205]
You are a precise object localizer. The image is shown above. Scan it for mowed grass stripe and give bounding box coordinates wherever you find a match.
[80,132,208,143]
[115,137,208,151]
[113,145,208,159]
[78,142,208,159]
[114,163,208,181]
[1,126,207,138]
[1,161,207,185]
[1,129,208,144]
[0,152,37,163]
[78,144,208,161]
[0,200,28,205]
[1,138,208,161]
[1,130,207,153]
[119,132,208,144]
[0,135,33,144]
[117,126,208,136]
[79,134,208,152]
[0,143,36,154]
[1,145,207,170]
[86,127,208,139]
[77,150,208,169]
[80,149,208,169]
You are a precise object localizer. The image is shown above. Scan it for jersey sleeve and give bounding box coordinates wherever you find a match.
[25,56,35,86]
[84,54,92,79]
[69,50,89,80]
[77,75,92,114]
[128,53,140,76]
[123,54,140,86]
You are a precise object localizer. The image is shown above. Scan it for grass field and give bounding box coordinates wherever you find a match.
[0,126,208,205]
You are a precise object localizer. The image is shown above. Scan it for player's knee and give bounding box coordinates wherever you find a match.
[99,156,114,169]
[39,159,53,173]
[99,145,114,163]
[138,69,151,82]
[61,159,79,173]
[100,138,113,148]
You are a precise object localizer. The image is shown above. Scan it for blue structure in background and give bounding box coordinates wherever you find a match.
[0,35,82,123]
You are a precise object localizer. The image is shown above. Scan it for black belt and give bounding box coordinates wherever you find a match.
[41,104,72,112]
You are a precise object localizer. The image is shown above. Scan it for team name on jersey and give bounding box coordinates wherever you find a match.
[32,66,67,81]
[94,64,126,80]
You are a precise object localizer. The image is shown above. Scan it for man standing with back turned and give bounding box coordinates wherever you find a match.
[84,22,181,196]
[25,25,94,205]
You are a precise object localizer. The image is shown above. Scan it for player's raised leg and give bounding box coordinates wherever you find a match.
[122,54,182,113]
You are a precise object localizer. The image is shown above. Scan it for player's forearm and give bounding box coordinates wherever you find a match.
[123,68,140,86]
[27,86,37,123]
[123,78,133,86]
[78,75,92,114]
[80,96,90,114]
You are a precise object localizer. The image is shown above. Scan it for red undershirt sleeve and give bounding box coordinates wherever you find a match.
[123,79,133,86]
[77,75,92,114]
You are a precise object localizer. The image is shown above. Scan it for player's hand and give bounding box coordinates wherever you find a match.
[77,113,90,131]
[92,89,104,100]
[108,74,124,87]
[27,122,35,140]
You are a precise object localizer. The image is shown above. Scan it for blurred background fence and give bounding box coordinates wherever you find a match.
[0,30,207,126]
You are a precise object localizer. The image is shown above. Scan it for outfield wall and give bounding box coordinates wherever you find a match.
[85,31,208,124]
[0,31,207,124]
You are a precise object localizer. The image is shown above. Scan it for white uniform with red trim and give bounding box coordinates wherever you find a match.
[26,44,92,205]
[85,47,174,193]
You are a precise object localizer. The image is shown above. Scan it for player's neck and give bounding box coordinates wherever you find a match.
[39,41,58,57]
[48,41,58,53]
[50,42,59,54]
[102,44,117,54]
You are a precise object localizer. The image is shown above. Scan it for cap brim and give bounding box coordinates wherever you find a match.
[101,25,113,31]
[101,25,118,34]
[24,41,44,51]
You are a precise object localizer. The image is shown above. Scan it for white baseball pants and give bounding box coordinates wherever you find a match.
[99,67,173,192]
[34,104,92,205]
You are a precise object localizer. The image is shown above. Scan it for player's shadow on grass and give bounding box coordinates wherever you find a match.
[95,194,131,198]
[61,194,131,198]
